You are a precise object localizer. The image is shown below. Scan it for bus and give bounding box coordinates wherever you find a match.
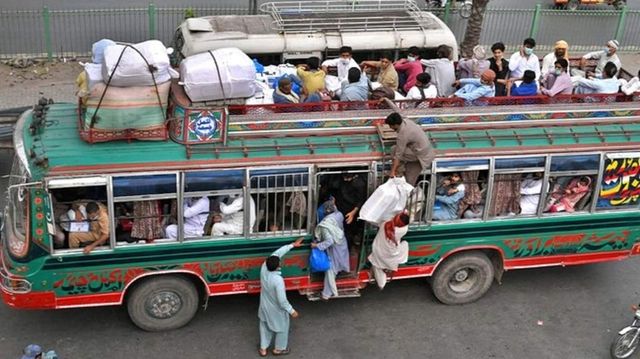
[171,0,459,65]
[2,97,640,331]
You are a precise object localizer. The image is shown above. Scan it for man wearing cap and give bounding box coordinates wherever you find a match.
[541,40,569,80]
[452,69,497,104]
[574,40,622,78]
[457,45,490,79]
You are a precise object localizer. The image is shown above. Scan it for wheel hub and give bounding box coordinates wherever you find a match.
[454,269,469,282]
[146,291,183,319]
[448,267,477,294]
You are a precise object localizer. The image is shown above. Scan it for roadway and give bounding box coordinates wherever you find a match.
[0,148,638,358]
[1,0,638,10]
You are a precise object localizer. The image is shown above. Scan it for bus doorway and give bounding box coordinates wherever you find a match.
[308,165,374,299]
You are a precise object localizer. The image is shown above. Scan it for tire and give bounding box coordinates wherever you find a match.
[611,329,640,359]
[431,251,494,305]
[127,276,200,332]
[567,0,579,10]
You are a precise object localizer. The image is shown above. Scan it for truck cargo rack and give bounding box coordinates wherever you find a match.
[259,0,436,33]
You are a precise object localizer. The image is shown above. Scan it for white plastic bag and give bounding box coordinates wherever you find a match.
[359,177,414,224]
[102,40,173,87]
[179,47,256,102]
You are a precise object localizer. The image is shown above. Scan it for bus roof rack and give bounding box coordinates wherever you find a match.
[258,0,438,33]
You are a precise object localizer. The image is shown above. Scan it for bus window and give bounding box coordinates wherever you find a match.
[491,156,546,218]
[431,160,489,222]
[407,173,430,225]
[544,175,596,213]
[250,168,310,237]
[182,169,250,240]
[48,181,108,251]
[112,173,177,245]
[430,170,489,221]
[489,172,544,218]
[596,154,640,211]
[543,154,600,214]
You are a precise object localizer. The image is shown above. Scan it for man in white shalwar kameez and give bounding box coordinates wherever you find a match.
[211,194,256,236]
[368,212,410,290]
[165,196,209,239]
[258,238,303,357]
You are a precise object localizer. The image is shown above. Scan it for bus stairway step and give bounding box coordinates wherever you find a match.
[305,288,361,301]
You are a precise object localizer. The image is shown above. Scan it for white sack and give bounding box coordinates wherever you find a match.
[179,47,256,102]
[359,177,414,224]
[84,63,103,90]
[324,75,342,92]
[102,40,172,87]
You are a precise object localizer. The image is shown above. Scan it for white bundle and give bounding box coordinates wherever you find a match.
[179,47,256,102]
[102,40,173,87]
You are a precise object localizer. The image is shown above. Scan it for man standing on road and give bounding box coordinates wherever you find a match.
[258,238,304,357]
[386,112,434,186]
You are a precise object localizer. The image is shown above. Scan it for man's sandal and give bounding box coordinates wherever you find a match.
[272,348,291,356]
[258,348,268,357]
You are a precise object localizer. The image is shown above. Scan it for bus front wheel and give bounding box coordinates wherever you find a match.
[126,276,200,331]
[431,251,494,305]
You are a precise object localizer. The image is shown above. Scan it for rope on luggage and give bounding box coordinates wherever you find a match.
[90,44,166,130]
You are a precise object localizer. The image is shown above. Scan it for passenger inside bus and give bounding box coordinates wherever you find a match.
[432,172,465,221]
[545,176,593,213]
[211,194,256,236]
[115,200,168,243]
[68,201,110,254]
[166,196,209,239]
[520,172,544,215]
[319,173,367,247]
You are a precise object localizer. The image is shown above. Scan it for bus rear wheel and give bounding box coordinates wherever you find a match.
[431,251,494,305]
[126,276,200,332]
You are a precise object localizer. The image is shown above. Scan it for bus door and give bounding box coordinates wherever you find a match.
[313,165,373,276]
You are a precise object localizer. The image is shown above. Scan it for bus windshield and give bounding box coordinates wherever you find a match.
[6,155,29,256]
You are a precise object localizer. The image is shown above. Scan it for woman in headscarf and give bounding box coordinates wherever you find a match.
[546,176,592,213]
[368,212,410,290]
[311,198,350,300]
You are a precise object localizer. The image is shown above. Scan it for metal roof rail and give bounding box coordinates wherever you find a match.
[258,0,435,33]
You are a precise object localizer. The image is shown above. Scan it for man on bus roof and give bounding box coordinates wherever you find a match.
[68,201,109,254]
[321,46,359,84]
[385,112,434,186]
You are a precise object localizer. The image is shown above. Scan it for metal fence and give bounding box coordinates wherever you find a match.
[0,4,637,60]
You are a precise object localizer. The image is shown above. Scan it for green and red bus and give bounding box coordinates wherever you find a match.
[3,96,640,331]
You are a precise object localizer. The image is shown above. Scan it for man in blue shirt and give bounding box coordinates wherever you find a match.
[340,67,369,101]
[510,70,538,96]
[453,69,496,104]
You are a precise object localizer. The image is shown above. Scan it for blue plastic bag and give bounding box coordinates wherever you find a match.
[309,247,330,272]
[252,58,264,73]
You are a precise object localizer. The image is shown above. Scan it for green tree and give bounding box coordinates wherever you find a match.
[459,0,490,58]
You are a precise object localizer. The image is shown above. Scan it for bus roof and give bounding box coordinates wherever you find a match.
[20,102,640,180]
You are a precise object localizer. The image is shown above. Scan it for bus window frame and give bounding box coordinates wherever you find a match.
[110,172,179,247]
[428,159,490,225]
[539,153,602,217]
[248,165,312,239]
[490,154,548,220]
[46,176,113,256]
[181,169,247,243]
[594,152,640,213]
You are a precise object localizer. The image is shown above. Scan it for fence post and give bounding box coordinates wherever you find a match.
[529,4,541,39]
[614,6,628,43]
[443,1,451,25]
[148,3,157,39]
[42,6,53,61]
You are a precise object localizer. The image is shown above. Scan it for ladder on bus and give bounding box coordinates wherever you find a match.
[259,0,434,33]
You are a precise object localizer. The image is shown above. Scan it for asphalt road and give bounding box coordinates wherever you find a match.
[1,0,638,10]
[0,149,639,358]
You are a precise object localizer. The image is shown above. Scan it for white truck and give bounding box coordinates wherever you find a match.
[171,0,459,64]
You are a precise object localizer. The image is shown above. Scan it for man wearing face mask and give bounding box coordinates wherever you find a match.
[508,38,540,82]
[541,59,573,97]
[541,40,569,80]
[394,46,423,94]
[321,46,360,85]
[575,40,622,79]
